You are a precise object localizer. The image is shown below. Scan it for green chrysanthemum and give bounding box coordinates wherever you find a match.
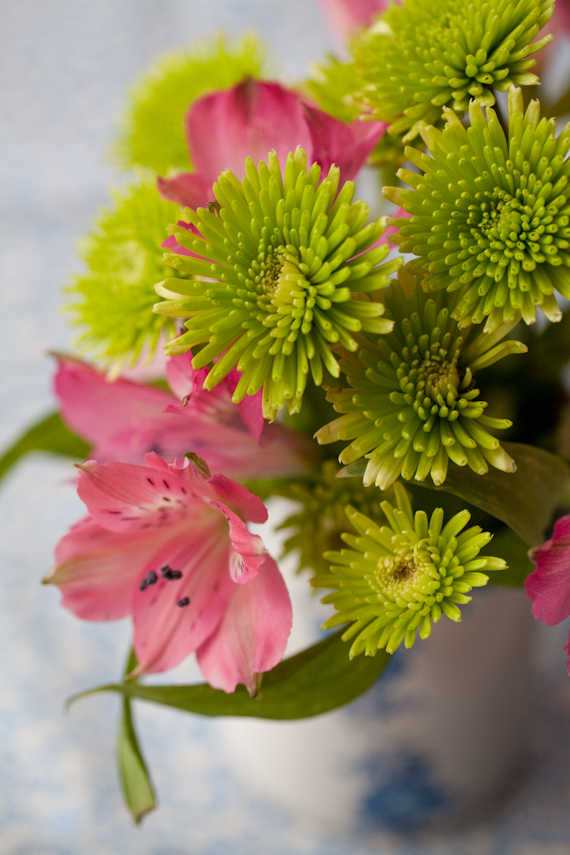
[278,461,391,577]
[112,35,267,173]
[304,55,364,124]
[154,147,402,420]
[316,271,526,489]
[314,483,506,656]
[304,58,415,169]
[353,0,553,140]
[385,88,570,332]
[66,180,179,369]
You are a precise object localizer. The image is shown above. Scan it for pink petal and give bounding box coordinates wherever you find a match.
[145,414,313,480]
[550,0,570,34]
[156,173,211,209]
[186,79,313,185]
[224,366,264,442]
[209,475,268,524]
[303,101,387,185]
[119,347,168,383]
[75,458,205,533]
[162,234,192,255]
[53,356,174,451]
[160,220,209,260]
[132,519,236,674]
[166,351,209,401]
[526,516,570,626]
[317,0,390,47]
[85,413,203,466]
[209,502,267,583]
[196,554,292,694]
[48,518,169,621]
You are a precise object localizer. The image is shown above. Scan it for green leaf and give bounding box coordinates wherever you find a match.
[69,630,390,721]
[117,651,157,824]
[340,442,569,547]
[0,412,90,484]
[485,526,534,588]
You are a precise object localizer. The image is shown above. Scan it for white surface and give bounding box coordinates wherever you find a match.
[2,2,570,853]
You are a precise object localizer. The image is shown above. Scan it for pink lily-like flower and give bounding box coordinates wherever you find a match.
[157,77,386,227]
[46,452,292,692]
[317,0,389,46]
[53,353,314,480]
[526,515,570,675]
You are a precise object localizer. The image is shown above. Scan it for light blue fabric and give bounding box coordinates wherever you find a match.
[1,2,570,851]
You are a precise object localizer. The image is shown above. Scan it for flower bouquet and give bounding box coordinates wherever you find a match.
[4,0,570,830]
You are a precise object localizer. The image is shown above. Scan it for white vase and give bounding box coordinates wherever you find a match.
[220,499,535,834]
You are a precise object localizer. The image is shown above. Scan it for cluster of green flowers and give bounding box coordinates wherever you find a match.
[64,0,570,665]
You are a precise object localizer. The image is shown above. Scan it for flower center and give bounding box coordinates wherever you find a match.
[369,549,429,600]
[464,186,564,272]
[256,245,286,294]
[394,330,468,424]
[249,238,319,348]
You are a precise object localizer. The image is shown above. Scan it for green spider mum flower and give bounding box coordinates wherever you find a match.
[314,483,506,657]
[66,180,180,369]
[304,55,364,124]
[278,461,392,577]
[384,88,570,332]
[112,35,267,174]
[315,270,526,489]
[154,147,402,420]
[353,0,553,140]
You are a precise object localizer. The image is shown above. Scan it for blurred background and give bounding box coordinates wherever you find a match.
[1,1,570,852]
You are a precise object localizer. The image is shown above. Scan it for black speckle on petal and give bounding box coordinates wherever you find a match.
[139,570,158,592]
[161,565,183,580]
[177,597,190,608]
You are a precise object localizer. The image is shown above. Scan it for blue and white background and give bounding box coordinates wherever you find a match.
[2,1,570,852]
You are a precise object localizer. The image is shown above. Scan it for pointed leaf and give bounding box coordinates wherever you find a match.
[117,650,157,824]
[118,698,157,824]
[340,442,570,547]
[0,411,90,483]
[69,630,390,720]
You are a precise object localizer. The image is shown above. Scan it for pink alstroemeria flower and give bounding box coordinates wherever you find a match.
[54,353,314,480]
[157,77,386,230]
[317,0,389,46]
[46,452,292,692]
[526,515,570,675]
